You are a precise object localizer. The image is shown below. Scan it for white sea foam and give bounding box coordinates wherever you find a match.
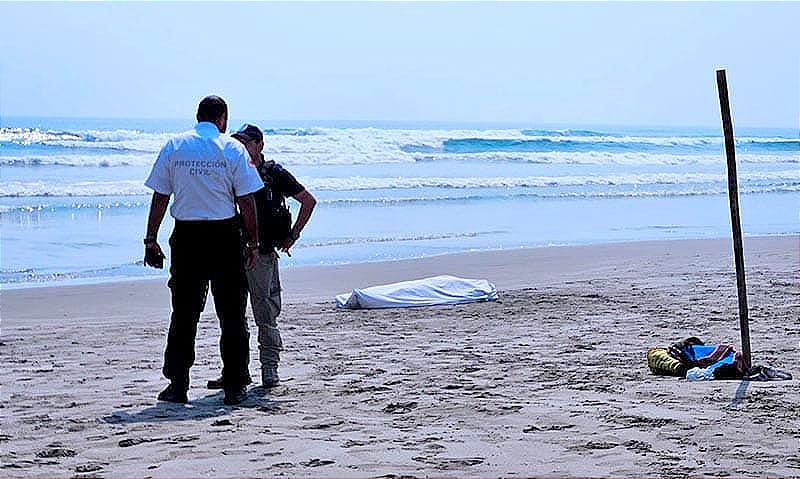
[4,125,795,150]
[299,231,494,248]
[0,180,149,197]
[2,150,795,168]
[0,127,175,153]
[318,185,800,205]
[0,153,155,167]
[409,152,797,166]
[301,170,800,191]
[2,126,796,167]
[3,170,797,198]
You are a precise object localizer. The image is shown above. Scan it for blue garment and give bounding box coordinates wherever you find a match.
[688,345,735,372]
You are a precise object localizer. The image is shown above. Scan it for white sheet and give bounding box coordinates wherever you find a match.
[335,275,498,309]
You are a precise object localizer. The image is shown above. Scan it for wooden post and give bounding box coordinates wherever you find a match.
[716,68,752,371]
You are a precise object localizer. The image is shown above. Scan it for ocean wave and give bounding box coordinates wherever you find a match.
[0,127,84,143]
[440,137,689,153]
[263,127,322,136]
[738,138,800,152]
[4,181,797,215]
[0,152,155,167]
[3,125,796,168]
[521,129,613,137]
[301,171,800,191]
[0,180,149,197]
[299,231,498,248]
[0,200,149,215]
[4,170,798,199]
[235,150,800,167]
[0,127,173,154]
[2,150,795,168]
[424,151,797,166]
[0,126,169,144]
[0,261,162,287]
[411,151,798,165]
[435,136,798,154]
[318,184,800,205]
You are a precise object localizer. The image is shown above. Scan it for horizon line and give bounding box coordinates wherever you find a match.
[0,114,797,132]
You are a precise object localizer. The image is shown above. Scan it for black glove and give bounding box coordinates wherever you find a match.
[144,246,165,269]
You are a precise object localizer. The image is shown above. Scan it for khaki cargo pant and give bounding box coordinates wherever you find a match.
[244,250,283,369]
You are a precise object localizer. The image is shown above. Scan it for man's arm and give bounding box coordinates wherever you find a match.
[143,192,170,268]
[279,189,316,253]
[236,193,259,269]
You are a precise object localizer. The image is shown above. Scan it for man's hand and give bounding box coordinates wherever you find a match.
[144,192,169,268]
[236,193,260,267]
[278,236,296,256]
[244,245,258,270]
[144,242,166,269]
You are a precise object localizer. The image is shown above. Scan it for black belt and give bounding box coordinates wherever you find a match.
[175,216,237,227]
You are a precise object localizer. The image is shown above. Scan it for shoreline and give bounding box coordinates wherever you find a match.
[3,234,797,323]
[4,232,798,294]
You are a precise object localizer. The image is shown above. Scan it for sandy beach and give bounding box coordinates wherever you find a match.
[2,235,798,478]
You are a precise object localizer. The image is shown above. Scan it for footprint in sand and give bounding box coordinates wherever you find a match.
[299,458,336,467]
[256,404,282,413]
[623,440,653,453]
[424,443,446,452]
[522,424,575,433]
[164,435,199,444]
[301,419,345,430]
[341,439,370,448]
[412,456,484,469]
[383,401,418,414]
[118,437,157,448]
[36,446,76,458]
[75,463,104,473]
[580,441,620,450]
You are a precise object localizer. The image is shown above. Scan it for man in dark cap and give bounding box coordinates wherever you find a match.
[207,123,316,389]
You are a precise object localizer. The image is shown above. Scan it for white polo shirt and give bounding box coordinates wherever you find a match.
[145,122,264,221]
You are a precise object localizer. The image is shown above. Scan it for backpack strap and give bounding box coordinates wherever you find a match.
[256,162,277,202]
[262,162,288,208]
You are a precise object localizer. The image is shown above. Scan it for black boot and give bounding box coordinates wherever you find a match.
[223,386,248,405]
[207,375,252,390]
[157,383,188,403]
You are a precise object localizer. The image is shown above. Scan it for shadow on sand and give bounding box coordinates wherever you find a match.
[102,386,292,424]
[726,379,751,409]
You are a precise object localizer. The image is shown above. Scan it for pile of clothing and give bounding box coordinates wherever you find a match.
[647,337,792,381]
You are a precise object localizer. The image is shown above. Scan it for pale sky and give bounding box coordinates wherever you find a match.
[1,1,798,127]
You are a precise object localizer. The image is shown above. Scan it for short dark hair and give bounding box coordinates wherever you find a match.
[196,95,228,123]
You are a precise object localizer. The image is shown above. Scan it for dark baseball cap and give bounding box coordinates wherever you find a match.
[232,124,263,143]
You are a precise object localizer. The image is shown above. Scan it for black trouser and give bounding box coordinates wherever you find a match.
[162,217,250,391]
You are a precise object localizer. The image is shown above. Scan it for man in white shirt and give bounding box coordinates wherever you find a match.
[143,95,264,406]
